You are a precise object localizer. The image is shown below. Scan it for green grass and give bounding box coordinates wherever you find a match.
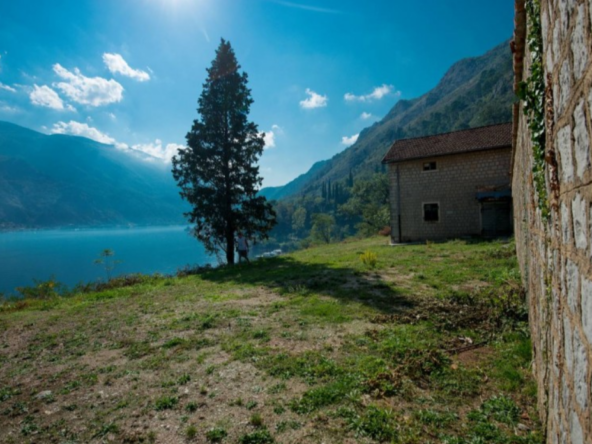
[0,237,543,444]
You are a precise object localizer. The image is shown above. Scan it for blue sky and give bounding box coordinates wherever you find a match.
[0,0,514,187]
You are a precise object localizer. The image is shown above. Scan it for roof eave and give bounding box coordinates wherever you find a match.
[382,144,513,164]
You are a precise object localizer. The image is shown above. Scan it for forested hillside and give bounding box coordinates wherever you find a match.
[0,121,187,229]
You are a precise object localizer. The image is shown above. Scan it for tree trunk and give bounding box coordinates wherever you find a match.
[226,229,235,265]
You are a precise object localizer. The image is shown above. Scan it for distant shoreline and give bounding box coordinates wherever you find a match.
[0,222,189,234]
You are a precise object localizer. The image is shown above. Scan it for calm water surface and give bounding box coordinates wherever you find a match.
[0,226,215,296]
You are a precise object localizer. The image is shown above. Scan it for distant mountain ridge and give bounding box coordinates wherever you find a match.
[260,39,514,201]
[0,121,187,229]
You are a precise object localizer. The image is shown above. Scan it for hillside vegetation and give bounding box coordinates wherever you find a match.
[1,237,542,443]
[260,39,514,201]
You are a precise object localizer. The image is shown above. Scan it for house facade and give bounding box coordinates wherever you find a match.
[382,123,513,243]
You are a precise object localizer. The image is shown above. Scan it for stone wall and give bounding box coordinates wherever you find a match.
[388,147,512,242]
[512,0,592,442]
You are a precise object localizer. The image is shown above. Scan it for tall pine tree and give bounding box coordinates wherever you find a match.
[172,39,276,264]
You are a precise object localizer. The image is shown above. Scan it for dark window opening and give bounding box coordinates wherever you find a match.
[423,162,437,171]
[424,203,439,222]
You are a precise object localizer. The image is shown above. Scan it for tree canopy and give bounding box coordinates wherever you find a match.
[172,39,276,264]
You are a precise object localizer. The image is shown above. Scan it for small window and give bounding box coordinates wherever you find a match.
[423,203,439,222]
[423,162,437,171]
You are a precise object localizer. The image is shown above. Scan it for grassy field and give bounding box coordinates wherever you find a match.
[0,237,543,444]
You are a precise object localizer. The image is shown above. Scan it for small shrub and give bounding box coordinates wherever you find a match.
[205,427,227,442]
[239,428,274,444]
[378,226,391,236]
[360,251,378,268]
[16,277,65,300]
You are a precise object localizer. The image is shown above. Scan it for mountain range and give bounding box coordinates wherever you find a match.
[0,121,187,229]
[0,39,514,229]
[260,39,514,201]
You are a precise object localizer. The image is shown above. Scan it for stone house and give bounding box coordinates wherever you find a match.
[512,0,592,442]
[382,123,513,243]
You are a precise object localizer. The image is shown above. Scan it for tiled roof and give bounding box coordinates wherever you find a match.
[382,123,513,163]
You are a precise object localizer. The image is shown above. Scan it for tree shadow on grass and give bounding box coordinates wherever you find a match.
[198,256,416,315]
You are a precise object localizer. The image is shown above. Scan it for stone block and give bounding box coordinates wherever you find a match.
[583,276,592,345]
[571,5,588,80]
[572,328,589,410]
[562,201,571,244]
[572,193,588,250]
[573,100,590,180]
[557,125,574,182]
[566,259,580,314]
[570,410,584,444]
[564,316,574,374]
[558,60,572,117]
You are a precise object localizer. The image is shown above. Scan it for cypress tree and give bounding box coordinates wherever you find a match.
[172,39,276,265]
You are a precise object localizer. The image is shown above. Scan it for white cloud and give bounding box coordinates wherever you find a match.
[272,1,341,14]
[261,124,284,149]
[341,133,359,146]
[107,112,116,120]
[50,121,125,148]
[300,88,328,109]
[102,53,150,82]
[0,82,16,93]
[53,64,124,107]
[345,84,398,102]
[30,84,76,111]
[131,140,184,162]
[360,112,373,120]
[263,131,276,149]
[0,102,20,113]
[51,120,183,163]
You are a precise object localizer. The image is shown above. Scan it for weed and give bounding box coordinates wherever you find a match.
[415,409,458,426]
[178,373,191,385]
[273,404,286,415]
[154,396,178,411]
[347,406,398,442]
[253,330,270,342]
[275,420,302,433]
[94,422,119,439]
[250,412,263,427]
[186,425,198,439]
[475,395,520,425]
[290,379,353,413]
[162,337,187,349]
[360,251,378,268]
[230,397,244,407]
[246,400,258,410]
[268,383,286,394]
[186,401,199,413]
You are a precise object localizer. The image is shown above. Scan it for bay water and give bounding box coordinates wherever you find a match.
[0,226,216,297]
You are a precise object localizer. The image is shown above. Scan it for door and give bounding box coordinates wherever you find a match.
[481,201,513,237]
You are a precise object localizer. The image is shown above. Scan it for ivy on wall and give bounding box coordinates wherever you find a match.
[518,0,550,220]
